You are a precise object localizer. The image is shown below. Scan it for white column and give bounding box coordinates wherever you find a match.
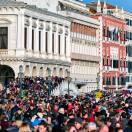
[34,20,39,57]
[54,24,58,59]
[48,22,52,58]
[16,14,25,56]
[27,17,32,55]
[60,26,65,59]
[17,15,24,49]
[66,27,71,61]
[41,21,46,57]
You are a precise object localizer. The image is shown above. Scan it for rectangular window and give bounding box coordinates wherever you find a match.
[58,35,60,54]
[126,76,129,82]
[45,32,48,53]
[52,33,54,54]
[103,77,105,85]
[103,26,106,37]
[32,29,34,50]
[131,20,132,26]
[126,19,129,25]
[112,77,116,85]
[103,58,105,66]
[126,31,130,40]
[110,60,112,67]
[39,31,41,52]
[113,60,118,68]
[107,59,110,66]
[24,27,27,49]
[128,62,132,73]
[64,36,67,55]
[130,32,132,40]
[0,27,8,49]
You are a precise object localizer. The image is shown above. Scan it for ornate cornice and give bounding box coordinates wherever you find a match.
[23,57,71,67]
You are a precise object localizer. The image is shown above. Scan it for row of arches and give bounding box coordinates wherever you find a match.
[0,65,15,85]
[24,65,69,77]
[0,64,69,86]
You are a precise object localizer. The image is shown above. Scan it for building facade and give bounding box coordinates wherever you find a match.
[0,0,100,93]
[125,13,132,89]
[109,7,132,89]
[58,0,100,93]
[0,0,71,84]
[88,1,127,91]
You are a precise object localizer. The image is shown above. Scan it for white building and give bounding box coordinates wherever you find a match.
[0,0,100,93]
[58,0,100,93]
[0,0,71,83]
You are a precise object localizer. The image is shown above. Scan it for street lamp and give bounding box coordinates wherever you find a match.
[96,73,99,90]
[47,68,51,97]
[66,71,72,96]
[18,65,24,98]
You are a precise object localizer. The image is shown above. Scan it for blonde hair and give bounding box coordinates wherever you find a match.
[15,120,23,128]
[18,123,32,132]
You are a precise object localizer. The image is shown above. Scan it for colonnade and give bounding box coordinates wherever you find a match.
[24,17,70,61]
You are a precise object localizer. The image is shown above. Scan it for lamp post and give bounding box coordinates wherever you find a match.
[96,73,99,90]
[116,72,118,91]
[18,65,24,98]
[48,68,51,97]
[67,71,72,96]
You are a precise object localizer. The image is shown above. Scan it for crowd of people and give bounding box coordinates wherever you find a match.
[0,76,132,132]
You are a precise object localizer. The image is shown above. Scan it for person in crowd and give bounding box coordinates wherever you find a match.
[18,122,32,132]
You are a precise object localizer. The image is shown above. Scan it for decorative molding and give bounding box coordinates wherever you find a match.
[52,25,57,32]
[25,18,30,26]
[58,28,63,34]
[46,24,50,31]
[65,28,68,35]
[32,20,37,28]
[39,22,44,29]
[0,18,11,24]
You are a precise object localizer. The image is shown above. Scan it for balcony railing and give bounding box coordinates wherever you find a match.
[0,49,8,56]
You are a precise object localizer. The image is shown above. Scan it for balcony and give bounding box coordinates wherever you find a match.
[71,73,97,84]
[71,53,100,62]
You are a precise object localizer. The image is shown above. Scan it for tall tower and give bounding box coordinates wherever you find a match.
[103,2,107,14]
[97,0,101,13]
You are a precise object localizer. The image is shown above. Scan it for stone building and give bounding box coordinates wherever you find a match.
[0,0,100,93]
[0,0,71,84]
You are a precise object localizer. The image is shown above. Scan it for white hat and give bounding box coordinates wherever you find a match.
[58,108,65,114]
